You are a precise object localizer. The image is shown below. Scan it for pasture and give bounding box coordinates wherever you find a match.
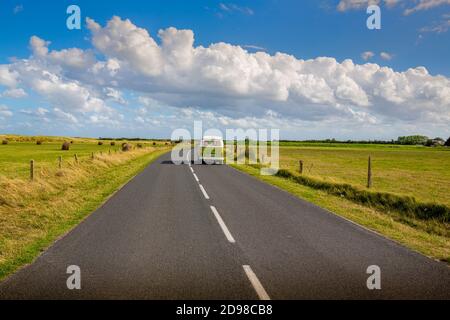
[277,143,450,207]
[0,136,169,179]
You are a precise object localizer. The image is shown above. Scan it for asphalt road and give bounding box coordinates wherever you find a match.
[0,152,449,299]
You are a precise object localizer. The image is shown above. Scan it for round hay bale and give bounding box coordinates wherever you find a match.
[110,141,116,146]
[62,142,70,151]
[122,143,132,152]
[70,141,74,144]
[152,142,156,146]
[1,139,8,145]
[98,141,104,146]
[36,140,43,145]
[137,143,143,149]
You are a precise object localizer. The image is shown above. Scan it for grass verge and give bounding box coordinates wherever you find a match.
[0,147,169,281]
[231,164,450,263]
[274,168,450,223]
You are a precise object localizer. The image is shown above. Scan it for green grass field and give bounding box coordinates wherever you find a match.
[0,137,168,179]
[0,135,171,280]
[277,143,450,207]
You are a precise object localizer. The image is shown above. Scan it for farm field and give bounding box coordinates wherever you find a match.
[0,136,169,179]
[277,143,450,208]
[0,135,171,280]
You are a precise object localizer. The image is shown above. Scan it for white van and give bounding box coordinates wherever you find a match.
[199,136,225,165]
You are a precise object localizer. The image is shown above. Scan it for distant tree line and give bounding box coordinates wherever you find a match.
[397,135,448,147]
[290,138,397,145]
[98,137,169,142]
[279,135,450,147]
[397,135,429,145]
[95,136,450,146]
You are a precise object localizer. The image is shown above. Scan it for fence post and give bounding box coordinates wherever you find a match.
[58,156,62,169]
[367,156,372,188]
[74,154,78,163]
[299,160,304,174]
[30,160,34,181]
[91,152,94,160]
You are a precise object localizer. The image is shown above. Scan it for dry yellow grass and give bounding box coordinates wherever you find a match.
[0,144,170,279]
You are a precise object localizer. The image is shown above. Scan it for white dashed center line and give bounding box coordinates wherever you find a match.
[210,206,235,244]
[184,155,269,300]
[199,184,210,200]
[193,173,200,182]
[243,265,271,300]
[186,150,192,166]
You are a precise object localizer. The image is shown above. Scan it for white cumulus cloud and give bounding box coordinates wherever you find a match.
[0,105,13,118]
[1,16,449,137]
[405,0,450,15]
[1,88,27,98]
[336,0,450,15]
[361,51,375,61]
[380,52,394,60]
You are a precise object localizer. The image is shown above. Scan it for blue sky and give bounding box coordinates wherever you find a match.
[0,0,449,139]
